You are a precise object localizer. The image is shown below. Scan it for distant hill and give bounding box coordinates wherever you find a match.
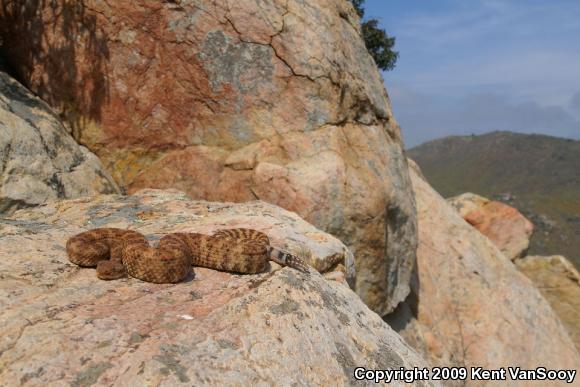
[407,131,580,269]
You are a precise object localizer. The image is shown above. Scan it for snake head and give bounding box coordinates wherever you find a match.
[268,246,311,274]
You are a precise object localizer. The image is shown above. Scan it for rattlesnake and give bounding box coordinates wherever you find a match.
[66,228,310,283]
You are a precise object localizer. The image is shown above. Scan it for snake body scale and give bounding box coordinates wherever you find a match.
[66,228,309,283]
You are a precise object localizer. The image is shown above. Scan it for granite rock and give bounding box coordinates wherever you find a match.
[0,189,435,386]
[385,161,580,386]
[0,71,119,215]
[515,255,580,352]
[0,0,417,315]
[448,193,534,260]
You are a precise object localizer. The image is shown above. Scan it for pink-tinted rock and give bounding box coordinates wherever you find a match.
[0,0,417,315]
[515,255,580,352]
[386,161,580,386]
[0,190,436,386]
[448,193,534,260]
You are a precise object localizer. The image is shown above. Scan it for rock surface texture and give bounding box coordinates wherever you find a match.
[515,255,580,352]
[448,192,534,260]
[0,70,119,215]
[0,190,435,386]
[386,161,580,386]
[0,0,417,316]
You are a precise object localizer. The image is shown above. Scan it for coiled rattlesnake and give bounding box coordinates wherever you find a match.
[66,228,309,283]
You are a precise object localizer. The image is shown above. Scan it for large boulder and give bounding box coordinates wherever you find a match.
[0,190,435,386]
[386,161,580,385]
[0,70,119,215]
[448,192,534,260]
[515,255,580,352]
[0,0,417,316]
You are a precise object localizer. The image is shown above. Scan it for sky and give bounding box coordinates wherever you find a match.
[362,0,580,147]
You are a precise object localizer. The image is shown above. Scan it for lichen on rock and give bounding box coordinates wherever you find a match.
[0,0,418,315]
[0,189,434,386]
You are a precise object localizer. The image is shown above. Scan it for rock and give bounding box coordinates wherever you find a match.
[448,193,534,260]
[0,190,436,386]
[0,70,120,215]
[0,0,418,315]
[515,255,580,352]
[386,161,580,384]
[446,192,489,215]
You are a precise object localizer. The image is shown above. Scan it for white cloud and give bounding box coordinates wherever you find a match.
[389,84,580,147]
[377,1,580,146]
[395,1,513,46]
[386,1,580,105]
[393,1,580,47]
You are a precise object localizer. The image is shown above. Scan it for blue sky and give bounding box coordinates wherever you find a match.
[362,0,580,147]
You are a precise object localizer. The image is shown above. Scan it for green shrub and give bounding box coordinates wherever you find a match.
[349,0,398,71]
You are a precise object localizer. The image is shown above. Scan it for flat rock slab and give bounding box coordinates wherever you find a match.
[0,190,434,386]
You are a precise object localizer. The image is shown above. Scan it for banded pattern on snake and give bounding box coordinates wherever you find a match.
[66,228,309,283]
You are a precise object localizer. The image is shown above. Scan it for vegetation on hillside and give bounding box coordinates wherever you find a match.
[408,131,580,269]
[349,0,398,71]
